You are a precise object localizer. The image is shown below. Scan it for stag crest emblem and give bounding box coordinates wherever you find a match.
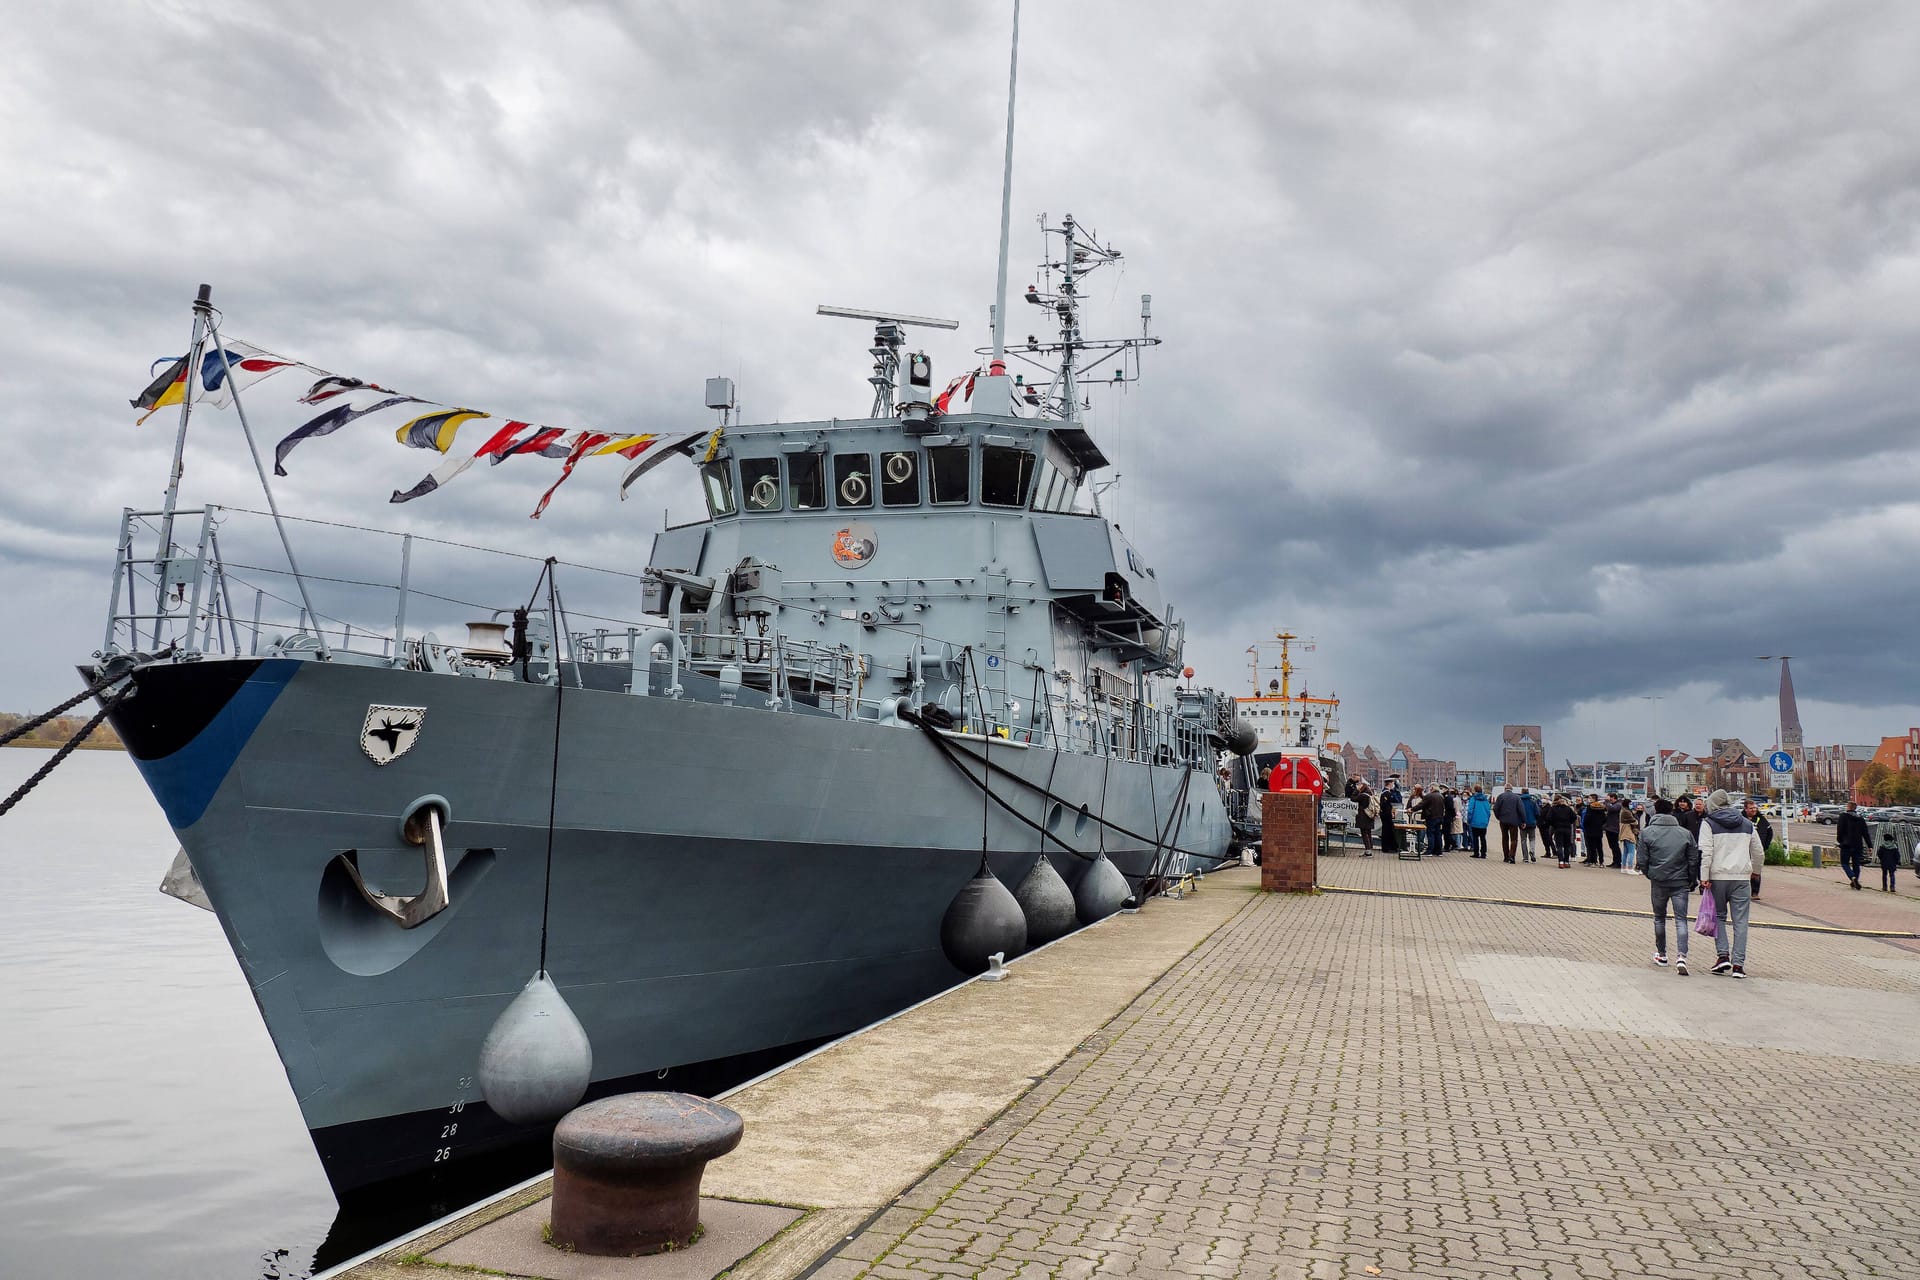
[360,704,427,765]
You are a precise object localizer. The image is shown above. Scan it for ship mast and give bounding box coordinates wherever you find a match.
[1012,215,1157,423]
[988,0,1020,374]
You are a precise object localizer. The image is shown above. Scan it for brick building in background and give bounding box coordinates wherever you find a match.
[1857,730,1920,801]
[1807,744,1876,801]
[1340,743,1388,791]
[1340,742,1456,791]
[1502,725,1549,790]
[1389,742,1458,790]
[1707,738,1768,796]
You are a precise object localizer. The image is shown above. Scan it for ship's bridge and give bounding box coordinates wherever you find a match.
[647,411,1179,676]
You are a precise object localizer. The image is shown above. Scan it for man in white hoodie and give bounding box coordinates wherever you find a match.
[1696,788,1765,978]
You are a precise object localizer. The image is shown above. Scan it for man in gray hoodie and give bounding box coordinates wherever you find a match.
[1696,788,1766,978]
[1638,797,1702,974]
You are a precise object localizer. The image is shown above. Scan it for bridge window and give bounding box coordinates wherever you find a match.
[701,461,736,517]
[981,445,1035,508]
[1032,458,1075,512]
[881,450,919,506]
[834,453,873,508]
[741,458,782,511]
[788,452,826,510]
[928,445,971,505]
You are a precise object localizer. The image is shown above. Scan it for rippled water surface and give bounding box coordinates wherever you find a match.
[0,749,402,1279]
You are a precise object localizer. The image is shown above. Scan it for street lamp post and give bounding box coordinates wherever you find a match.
[1642,695,1664,797]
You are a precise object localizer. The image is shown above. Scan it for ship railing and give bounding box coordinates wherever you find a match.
[100,504,668,674]
[662,625,866,714]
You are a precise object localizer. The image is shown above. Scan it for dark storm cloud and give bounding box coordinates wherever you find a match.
[1,0,1915,769]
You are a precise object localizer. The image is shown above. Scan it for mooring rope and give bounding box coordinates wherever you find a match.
[0,669,125,750]
[0,688,130,819]
[906,708,1230,865]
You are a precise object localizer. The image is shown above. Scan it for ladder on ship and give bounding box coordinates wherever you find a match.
[981,570,1011,734]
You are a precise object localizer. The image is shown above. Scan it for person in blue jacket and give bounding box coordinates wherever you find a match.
[1518,788,1542,863]
[1466,785,1494,858]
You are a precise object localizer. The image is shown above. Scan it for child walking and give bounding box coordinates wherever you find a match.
[1880,831,1901,893]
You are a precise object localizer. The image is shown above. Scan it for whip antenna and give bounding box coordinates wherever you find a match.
[989,0,1021,371]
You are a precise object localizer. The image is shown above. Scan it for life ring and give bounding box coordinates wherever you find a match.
[839,472,869,505]
[884,453,914,483]
[749,475,779,509]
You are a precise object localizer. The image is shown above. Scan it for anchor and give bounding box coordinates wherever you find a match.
[333,794,454,929]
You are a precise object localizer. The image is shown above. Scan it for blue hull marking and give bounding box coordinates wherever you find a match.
[135,659,300,831]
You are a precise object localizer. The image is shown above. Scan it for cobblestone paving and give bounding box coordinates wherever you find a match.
[815,872,1920,1279]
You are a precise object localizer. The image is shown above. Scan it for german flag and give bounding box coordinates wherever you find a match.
[131,355,189,423]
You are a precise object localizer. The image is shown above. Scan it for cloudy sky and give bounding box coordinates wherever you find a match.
[3,0,1915,769]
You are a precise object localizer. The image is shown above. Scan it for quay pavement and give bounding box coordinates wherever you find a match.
[344,854,1920,1280]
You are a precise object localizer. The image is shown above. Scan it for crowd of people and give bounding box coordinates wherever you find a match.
[1340,779,1784,979]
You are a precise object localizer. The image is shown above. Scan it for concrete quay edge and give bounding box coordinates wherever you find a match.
[323,866,1261,1280]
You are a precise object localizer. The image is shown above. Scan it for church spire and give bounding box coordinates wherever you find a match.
[1778,657,1803,749]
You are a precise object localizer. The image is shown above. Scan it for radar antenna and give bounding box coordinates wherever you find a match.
[990,213,1162,420]
[817,305,960,416]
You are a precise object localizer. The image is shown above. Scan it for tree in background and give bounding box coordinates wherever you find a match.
[0,712,123,751]
[1855,762,1920,805]
[1859,761,1894,803]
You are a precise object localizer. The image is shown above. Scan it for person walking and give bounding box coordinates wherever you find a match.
[1836,800,1870,889]
[1879,827,1902,892]
[1466,785,1493,859]
[1603,795,1624,867]
[1581,796,1607,866]
[1743,799,1775,900]
[1493,785,1525,863]
[1697,789,1764,978]
[1640,797,1700,974]
[1619,801,1641,874]
[1519,788,1541,863]
[1546,794,1578,868]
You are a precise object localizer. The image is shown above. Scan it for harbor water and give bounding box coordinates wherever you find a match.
[0,747,521,1279]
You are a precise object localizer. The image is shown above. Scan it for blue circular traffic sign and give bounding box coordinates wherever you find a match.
[1768,750,1794,772]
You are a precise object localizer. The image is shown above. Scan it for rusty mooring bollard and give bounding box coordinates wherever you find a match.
[549,1092,744,1256]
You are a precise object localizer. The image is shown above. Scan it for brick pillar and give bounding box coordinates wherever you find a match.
[1260,790,1317,893]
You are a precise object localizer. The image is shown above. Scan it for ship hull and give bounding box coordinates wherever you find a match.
[107,656,1230,1195]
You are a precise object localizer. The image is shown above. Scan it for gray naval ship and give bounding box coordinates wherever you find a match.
[86,214,1255,1196]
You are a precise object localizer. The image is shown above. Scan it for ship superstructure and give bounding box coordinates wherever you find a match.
[1235,632,1342,775]
[1218,632,1349,846]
